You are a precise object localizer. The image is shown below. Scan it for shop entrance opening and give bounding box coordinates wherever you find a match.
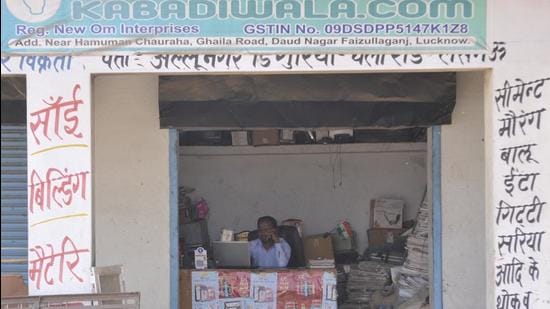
[160,72,456,309]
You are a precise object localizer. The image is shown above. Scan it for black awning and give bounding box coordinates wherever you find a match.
[159,73,455,129]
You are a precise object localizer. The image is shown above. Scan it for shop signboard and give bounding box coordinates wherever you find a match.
[1,0,486,54]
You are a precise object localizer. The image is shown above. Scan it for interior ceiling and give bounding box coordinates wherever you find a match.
[160,73,453,103]
[0,74,456,134]
[159,73,456,130]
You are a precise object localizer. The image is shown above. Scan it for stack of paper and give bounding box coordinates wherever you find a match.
[398,200,430,299]
[366,252,405,265]
[336,265,349,304]
[307,259,335,268]
[397,272,429,299]
[344,261,390,306]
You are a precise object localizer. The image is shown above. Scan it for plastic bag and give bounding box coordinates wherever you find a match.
[195,198,209,219]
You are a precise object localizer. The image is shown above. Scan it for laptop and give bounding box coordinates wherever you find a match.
[213,241,251,268]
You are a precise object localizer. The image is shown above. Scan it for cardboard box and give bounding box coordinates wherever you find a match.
[280,129,294,143]
[231,131,249,146]
[315,130,329,142]
[328,129,353,139]
[370,199,404,229]
[252,130,280,146]
[304,234,334,260]
[367,228,405,247]
[179,270,192,309]
[1,275,28,297]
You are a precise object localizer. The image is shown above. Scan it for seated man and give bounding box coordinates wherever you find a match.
[249,216,291,268]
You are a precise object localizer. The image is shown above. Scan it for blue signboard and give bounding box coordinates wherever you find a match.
[1,0,486,54]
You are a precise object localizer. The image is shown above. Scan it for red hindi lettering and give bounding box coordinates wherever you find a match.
[28,168,90,214]
[63,84,84,138]
[46,168,68,208]
[28,236,90,290]
[43,244,56,286]
[29,105,53,145]
[29,170,48,214]
[59,236,87,283]
[29,84,84,145]
[29,246,46,290]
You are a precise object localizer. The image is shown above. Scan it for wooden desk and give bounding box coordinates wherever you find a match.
[180,268,337,309]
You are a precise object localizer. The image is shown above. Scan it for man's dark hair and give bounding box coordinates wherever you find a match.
[257,216,277,228]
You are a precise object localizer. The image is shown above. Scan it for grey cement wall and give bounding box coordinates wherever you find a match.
[93,75,170,309]
[440,71,486,307]
[179,143,427,254]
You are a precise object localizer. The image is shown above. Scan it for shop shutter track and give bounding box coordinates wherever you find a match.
[1,125,28,281]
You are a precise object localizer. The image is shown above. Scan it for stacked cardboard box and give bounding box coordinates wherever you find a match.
[304,234,335,269]
[251,130,279,146]
[231,131,249,146]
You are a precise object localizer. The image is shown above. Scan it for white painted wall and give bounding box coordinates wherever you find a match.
[179,143,427,254]
[93,75,170,309]
[489,2,550,308]
[440,72,486,308]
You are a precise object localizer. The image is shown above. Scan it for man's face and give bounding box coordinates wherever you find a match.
[258,221,276,244]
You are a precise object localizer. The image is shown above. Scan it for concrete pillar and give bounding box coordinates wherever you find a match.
[93,74,170,308]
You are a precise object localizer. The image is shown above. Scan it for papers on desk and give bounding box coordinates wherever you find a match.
[307,258,335,269]
[397,272,429,299]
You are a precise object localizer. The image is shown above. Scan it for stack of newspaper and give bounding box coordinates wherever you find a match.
[307,258,335,268]
[336,265,350,304]
[345,261,390,305]
[397,273,429,299]
[398,200,430,299]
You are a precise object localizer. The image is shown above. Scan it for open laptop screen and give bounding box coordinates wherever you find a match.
[213,241,251,268]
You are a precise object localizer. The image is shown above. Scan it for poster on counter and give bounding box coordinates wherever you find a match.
[192,271,219,309]
[321,272,338,309]
[277,271,323,309]
[219,271,253,309]
[251,272,278,309]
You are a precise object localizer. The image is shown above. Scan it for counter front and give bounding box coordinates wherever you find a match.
[180,268,337,309]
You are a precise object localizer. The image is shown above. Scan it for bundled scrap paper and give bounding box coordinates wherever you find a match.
[398,200,430,299]
[307,258,335,269]
[345,261,390,306]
